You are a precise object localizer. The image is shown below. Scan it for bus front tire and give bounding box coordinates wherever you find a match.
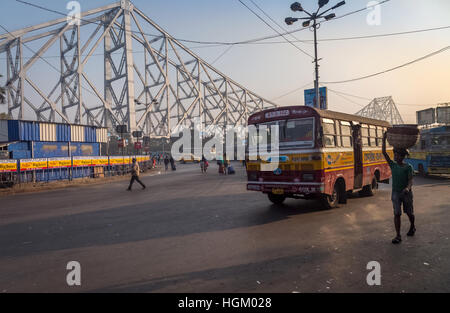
[321,184,339,209]
[268,193,286,205]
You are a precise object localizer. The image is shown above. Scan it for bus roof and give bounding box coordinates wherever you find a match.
[248,106,391,127]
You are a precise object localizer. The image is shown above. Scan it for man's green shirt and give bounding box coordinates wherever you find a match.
[388,160,413,192]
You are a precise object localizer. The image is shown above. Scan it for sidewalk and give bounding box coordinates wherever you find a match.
[0,167,163,197]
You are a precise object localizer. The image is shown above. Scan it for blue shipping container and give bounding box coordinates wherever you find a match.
[56,124,71,142]
[72,142,100,156]
[8,142,30,151]
[84,127,97,143]
[33,141,70,158]
[11,150,32,159]
[7,120,40,141]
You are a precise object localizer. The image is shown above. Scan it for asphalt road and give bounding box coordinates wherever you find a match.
[0,163,449,293]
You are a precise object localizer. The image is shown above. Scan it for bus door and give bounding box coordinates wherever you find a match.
[352,124,363,189]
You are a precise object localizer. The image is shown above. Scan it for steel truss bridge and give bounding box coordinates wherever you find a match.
[0,0,277,138]
[355,96,404,125]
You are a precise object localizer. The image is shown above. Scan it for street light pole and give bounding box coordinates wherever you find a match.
[312,17,320,109]
[285,1,346,109]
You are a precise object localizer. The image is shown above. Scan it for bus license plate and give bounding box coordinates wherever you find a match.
[272,188,284,195]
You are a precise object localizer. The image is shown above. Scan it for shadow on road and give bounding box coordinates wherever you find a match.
[92,248,330,293]
[412,175,450,187]
[0,193,328,258]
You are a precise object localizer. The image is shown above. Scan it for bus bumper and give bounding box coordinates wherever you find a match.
[247,183,324,195]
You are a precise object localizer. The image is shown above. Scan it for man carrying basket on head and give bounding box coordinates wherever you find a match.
[382,132,416,244]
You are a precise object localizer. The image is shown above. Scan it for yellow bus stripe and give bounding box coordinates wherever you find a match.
[324,162,388,172]
[363,162,388,167]
[325,166,354,172]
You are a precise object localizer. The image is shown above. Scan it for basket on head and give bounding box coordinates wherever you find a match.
[386,125,419,149]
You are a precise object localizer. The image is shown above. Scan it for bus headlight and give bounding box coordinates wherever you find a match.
[302,173,315,181]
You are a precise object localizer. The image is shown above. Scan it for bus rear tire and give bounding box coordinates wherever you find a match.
[361,176,378,197]
[268,193,286,205]
[321,184,339,209]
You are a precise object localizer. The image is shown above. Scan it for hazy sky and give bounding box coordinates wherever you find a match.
[1,0,450,123]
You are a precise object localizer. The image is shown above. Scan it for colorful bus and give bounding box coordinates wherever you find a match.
[246,106,393,208]
[407,126,450,175]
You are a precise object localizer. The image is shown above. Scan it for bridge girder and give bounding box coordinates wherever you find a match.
[0,0,277,137]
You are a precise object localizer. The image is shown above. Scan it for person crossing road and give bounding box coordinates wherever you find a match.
[127,158,146,191]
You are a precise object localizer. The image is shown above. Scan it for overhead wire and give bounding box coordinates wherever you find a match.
[237,0,313,58]
[322,45,450,84]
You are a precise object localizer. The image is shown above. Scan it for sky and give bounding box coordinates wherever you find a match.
[1,0,450,123]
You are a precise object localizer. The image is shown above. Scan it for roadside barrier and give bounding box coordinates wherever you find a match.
[0,156,151,187]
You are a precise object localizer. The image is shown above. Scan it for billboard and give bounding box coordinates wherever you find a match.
[20,158,48,171]
[48,157,72,169]
[436,105,450,124]
[417,108,435,125]
[304,87,328,110]
[0,160,17,172]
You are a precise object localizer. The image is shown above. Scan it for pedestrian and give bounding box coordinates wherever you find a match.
[170,155,176,171]
[127,158,146,191]
[164,155,170,171]
[223,153,229,176]
[217,156,224,175]
[200,155,208,173]
[382,132,416,244]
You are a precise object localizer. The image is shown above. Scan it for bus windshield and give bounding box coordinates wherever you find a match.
[431,134,450,147]
[249,117,315,149]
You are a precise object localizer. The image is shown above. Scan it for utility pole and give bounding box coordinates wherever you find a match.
[286,0,346,109]
[313,18,320,109]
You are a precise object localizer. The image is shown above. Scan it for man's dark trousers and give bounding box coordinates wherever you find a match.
[128,175,146,190]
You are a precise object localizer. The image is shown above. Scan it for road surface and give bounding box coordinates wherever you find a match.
[0,163,449,293]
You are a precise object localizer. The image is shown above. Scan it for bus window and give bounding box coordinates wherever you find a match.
[281,117,315,148]
[342,136,352,147]
[339,121,352,147]
[324,135,336,147]
[249,121,280,148]
[323,118,336,148]
[376,126,383,146]
[369,125,377,146]
[361,125,369,147]
[323,118,335,134]
[432,135,450,147]
[361,125,369,136]
[340,121,351,135]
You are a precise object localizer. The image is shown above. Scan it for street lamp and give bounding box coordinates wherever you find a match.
[285,0,345,109]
